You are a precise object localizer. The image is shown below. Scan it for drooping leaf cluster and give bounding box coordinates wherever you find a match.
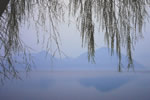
[0,0,64,82]
[0,0,150,82]
[69,0,150,71]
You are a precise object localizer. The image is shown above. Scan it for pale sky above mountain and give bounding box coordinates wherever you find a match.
[20,6,150,68]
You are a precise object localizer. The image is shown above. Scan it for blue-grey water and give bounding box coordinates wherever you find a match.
[0,71,150,100]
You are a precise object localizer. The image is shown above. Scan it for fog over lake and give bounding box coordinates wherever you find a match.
[0,71,150,100]
[1,47,150,100]
[1,1,150,100]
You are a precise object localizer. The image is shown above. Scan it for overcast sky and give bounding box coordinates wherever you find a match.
[20,6,150,68]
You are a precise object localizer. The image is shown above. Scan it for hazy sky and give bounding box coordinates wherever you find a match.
[20,7,150,68]
[20,18,105,57]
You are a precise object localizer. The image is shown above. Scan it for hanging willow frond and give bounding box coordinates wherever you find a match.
[0,0,64,81]
[69,0,150,71]
[0,0,150,79]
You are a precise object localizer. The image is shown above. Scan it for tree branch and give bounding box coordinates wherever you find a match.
[0,0,10,17]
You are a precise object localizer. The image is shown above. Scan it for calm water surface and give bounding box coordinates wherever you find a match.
[0,71,150,100]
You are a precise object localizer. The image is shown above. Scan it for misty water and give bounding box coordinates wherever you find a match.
[0,71,150,100]
[1,1,150,100]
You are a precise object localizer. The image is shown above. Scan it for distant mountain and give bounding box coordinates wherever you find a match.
[16,48,145,71]
[52,47,145,71]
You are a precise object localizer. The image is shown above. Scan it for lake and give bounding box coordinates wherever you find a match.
[0,71,150,100]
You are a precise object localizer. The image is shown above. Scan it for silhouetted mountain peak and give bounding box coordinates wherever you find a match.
[16,47,145,71]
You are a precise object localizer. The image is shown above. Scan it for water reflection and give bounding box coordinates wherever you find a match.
[80,76,133,92]
[0,71,150,100]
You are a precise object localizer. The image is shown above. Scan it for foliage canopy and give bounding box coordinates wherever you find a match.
[0,0,150,81]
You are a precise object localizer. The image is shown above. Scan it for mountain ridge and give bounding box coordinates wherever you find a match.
[16,47,145,71]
